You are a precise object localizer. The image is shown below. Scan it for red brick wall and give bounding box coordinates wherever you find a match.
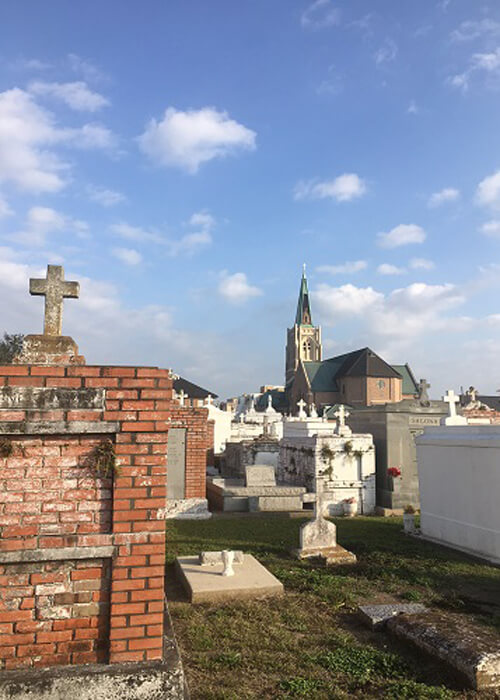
[169,405,208,499]
[0,363,209,670]
[0,558,110,669]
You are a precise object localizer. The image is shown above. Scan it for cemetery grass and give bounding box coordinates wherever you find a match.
[165,515,500,700]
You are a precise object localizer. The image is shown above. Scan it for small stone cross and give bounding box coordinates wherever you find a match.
[297,399,307,418]
[178,390,187,407]
[418,378,431,405]
[334,404,349,428]
[205,394,213,407]
[443,389,459,419]
[29,265,79,336]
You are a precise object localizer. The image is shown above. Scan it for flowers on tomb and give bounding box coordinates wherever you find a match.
[387,466,402,478]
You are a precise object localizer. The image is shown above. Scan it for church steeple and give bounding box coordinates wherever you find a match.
[295,265,313,326]
[285,265,322,386]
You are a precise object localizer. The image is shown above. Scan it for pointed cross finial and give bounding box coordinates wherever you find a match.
[29,265,79,336]
[302,263,306,276]
[297,398,307,418]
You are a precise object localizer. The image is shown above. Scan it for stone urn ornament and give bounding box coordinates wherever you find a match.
[403,505,416,533]
[221,550,235,576]
[342,497,357,517]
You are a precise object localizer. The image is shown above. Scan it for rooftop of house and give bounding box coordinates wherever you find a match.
[173,377,218,400]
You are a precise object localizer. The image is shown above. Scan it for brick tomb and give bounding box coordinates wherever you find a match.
[0,265,210,689]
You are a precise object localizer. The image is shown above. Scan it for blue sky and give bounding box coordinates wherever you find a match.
[1,0,500,398]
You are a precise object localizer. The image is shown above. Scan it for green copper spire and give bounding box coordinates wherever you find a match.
[295,264,312,326]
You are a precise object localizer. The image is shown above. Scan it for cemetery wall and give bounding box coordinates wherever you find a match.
[416,426,500,564]
[0,363,207,674]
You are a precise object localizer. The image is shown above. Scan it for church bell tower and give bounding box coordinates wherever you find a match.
[285,266,322,386]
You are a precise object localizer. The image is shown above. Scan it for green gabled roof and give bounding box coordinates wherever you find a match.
[295,269,313,326]
[391,364,419,395]
[303,348,411,393]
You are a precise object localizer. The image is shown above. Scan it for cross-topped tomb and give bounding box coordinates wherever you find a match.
[30,265,80,336]
[443,389,467,426]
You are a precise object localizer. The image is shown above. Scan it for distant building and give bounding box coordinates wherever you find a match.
[286,268,419,411]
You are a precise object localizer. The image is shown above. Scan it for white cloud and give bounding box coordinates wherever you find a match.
[87,185,126,207]
[218,272,263,304]
[481,220,500,237]
[294,173,367,202]
[138,106,256,174]
[111,210,215,256]
[377,263,406,275]
[28,81,109,112]
[112,247,142,265]
[0,87,117,193]
[301,0,340,29]
[68,54,107,83]
[450,48,500,91]
[407,100,419,115]
[451,19,500,42]
[0,195,13,218]
[476,170,500,210]
[374,39,398,65]
[314,283,383,321]
[317,260,367,275]
[428,187,460,207]
[7,206,88,247]
[378,224,426,248]
[410,258,435,270]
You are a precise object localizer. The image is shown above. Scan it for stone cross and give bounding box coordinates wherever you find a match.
[334,404,349,428]
[467,386,478,403]
[29,265,79,336]
[443,389,459,419]
[418,378,431,405]
[205,394,213,407]
[178,390,187,407]
[297,398,307,418]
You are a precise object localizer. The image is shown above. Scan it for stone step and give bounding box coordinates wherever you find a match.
[386,610,500,690]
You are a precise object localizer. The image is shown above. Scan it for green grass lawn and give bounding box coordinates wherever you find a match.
[165,515,500,699]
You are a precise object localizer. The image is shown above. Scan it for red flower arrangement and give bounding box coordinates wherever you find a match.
[387,467,402,478]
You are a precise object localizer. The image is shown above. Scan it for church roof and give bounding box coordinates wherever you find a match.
[303,347,406,392]
[173,377,218,400]
[391,364,419,395]
[295,268,313,326]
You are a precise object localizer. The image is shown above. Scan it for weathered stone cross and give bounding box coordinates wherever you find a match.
[418,378,431,404]
[334,404,349,428]
[297,398,307,418]
[29,265,79,336]
[443,389,459,419]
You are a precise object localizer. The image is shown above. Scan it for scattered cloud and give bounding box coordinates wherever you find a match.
[218,272,263,304]
[111,210,215,256]
[67,54,107,83]
[377,263,406,275]
[112,247,142,266]
[6,206,88,247]
[317,260,367,275]
[294,173,367,203]
[451,19,500,43]
[87,185,126,207]
[314,283,382,320]
[481,220,500,237]
[11,58,52,71]
[377,224,426,248]
[407,100,419,115]
[428,187,460,207]
[410,258,435,270]
[316,66,343,96]
[111,222,165,245]
[0,195,13,218]
[0,87,117,193]
[450,48,500,91]
[438,0,451,11]
[29,81,109,112]
[374,39,398,66]
[314,281,464,343]
[476,170,500,210]
[138,106,256,174]
[300,0,341,30]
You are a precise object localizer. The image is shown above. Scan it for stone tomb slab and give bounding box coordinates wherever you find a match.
[175,554,284,603]
[358,603,428,630]
[245,464,276,487]
[387,610,500,690]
